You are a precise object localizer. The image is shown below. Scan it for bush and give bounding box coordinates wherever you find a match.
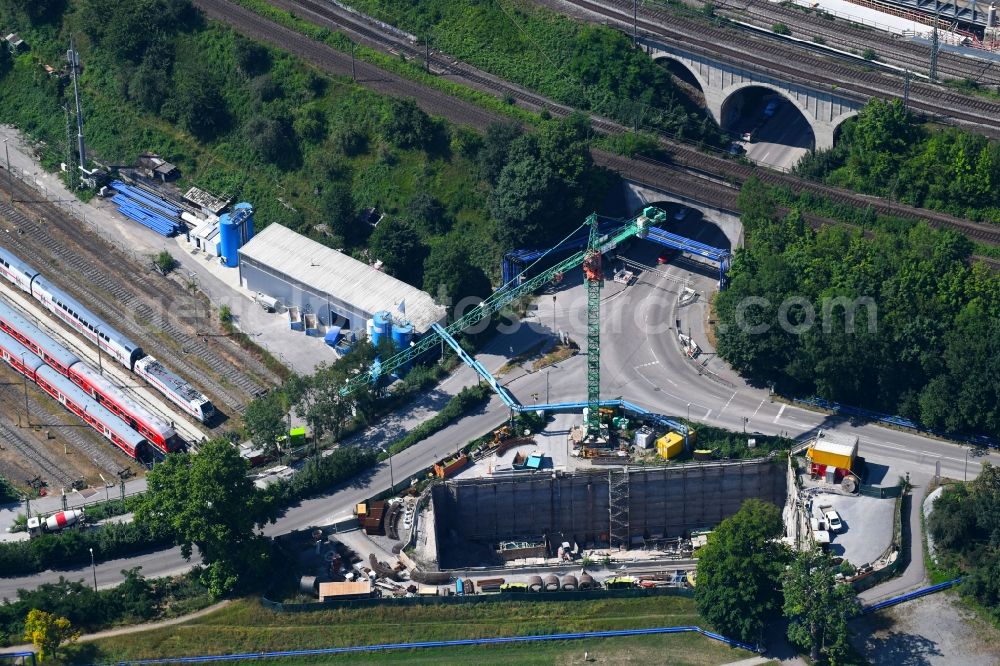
[862,48,878,61]
[385,384,491,456]
[772,23,790,35]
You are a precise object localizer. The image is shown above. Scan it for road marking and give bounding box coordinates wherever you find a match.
[750,398,765,420]
[719,391,737,415]
[773,404,786,423]
[704,409,712,419]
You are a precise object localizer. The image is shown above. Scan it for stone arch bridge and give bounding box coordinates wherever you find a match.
[640,36,864,150]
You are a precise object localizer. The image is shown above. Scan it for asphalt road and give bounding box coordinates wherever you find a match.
[2,229,995,600]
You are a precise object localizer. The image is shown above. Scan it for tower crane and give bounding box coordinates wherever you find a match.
[338,207,668,435]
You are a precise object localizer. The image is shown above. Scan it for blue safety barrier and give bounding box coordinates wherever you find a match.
[862,579,962,615]
[84,624,760,664]
[796,397,997,449]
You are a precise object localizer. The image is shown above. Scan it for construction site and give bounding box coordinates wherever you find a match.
[428,458,787,569]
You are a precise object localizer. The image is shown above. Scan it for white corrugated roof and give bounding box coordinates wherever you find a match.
[239,224,446,334]
[812,430,858,458]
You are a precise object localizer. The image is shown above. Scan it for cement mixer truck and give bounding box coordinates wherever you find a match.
[26,508,85,537]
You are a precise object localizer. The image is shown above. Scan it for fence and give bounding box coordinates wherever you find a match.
[859,483,903,499]
[793,396,996,449]
[862,578,963,614]
[262,585,693,613]
[75,624,759,665]
[850,487,906,592]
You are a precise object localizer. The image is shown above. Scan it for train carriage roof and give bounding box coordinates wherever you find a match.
[36,364,146,449]
[0,299,81,370]
[0,328,45,373]
[31,277,141,354]
[0,245,40,281]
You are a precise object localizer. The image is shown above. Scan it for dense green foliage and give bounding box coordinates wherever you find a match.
[345,0,725,146]
[0,476,18,503]
[796,99,1000,223]
[716,177,1000,438]
[0,1,568,292]
[783,547,860,663]
[0,519,170,577]
[0,571,210,647]
[928,464,1000,619]
[134,439,275,597]
[694,499,788,643]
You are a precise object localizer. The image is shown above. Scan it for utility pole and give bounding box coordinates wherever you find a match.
[3,138,12,203]
[351,40,357,82]
[68,39,86,176]
[930,13,940,82]
[633,0,639,45]
[903,69,911,109]
[21,354,29,427]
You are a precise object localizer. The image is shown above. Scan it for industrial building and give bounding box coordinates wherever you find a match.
[237,223,446,337]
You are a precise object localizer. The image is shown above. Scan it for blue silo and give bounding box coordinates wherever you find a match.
[370,311,393,348]
[391,321,413,350]
[217,202,254,268]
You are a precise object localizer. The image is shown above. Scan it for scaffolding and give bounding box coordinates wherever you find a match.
[609,469,630,549]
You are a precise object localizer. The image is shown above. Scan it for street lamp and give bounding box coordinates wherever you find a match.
[965,448,969,482]
[685,402,691,450]
[381,447,395,494]
[89,547,97,591]
[743,417,748,434]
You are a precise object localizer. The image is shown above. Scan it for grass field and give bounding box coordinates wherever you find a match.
[74,596,754,665]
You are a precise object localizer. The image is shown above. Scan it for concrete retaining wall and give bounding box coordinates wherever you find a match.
[432,460,786,566]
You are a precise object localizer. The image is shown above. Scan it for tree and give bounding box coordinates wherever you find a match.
[423,237,492,314]
[368,218,427,286]
[233,35,270,76]
[320,182,361,246]
[783,547,860,663]
[490,154,566,251]
[23,609,79,662]
[244,115,297,169]
[476,122,523,184]
[168,59,228,141]
[382,98,433,149]
[134,440,275,596]
[404,191,448,236]
[244,390,287,454]
[152,251,175,275]
[694,499,789,644]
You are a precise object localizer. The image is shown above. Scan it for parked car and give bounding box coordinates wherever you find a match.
[658,249,679,264]
[763,99,779,118]
[728,142,745,156]
[741,130,754,142]
[825,510,843,532]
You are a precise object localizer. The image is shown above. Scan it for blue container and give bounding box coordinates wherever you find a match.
[391,321,413,350]
[370,311,392,348]
[218,203,254,268]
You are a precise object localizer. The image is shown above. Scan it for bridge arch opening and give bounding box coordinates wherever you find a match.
[652,55,707,108]
[720,85,815,169]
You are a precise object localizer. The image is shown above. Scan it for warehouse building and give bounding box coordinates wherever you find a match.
[238,223,446,336]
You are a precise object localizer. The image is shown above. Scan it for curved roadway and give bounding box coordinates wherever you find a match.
[2,225,997,601]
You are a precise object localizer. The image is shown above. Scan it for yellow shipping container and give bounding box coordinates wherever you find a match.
[657,432,685,459]
[806,447,853,470]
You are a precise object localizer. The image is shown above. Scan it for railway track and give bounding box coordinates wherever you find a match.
[0,175,276,419]
[718,0,1000,86]
[0,383,79,488]
[551,0,1000,137]
[206,0,1000,247]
